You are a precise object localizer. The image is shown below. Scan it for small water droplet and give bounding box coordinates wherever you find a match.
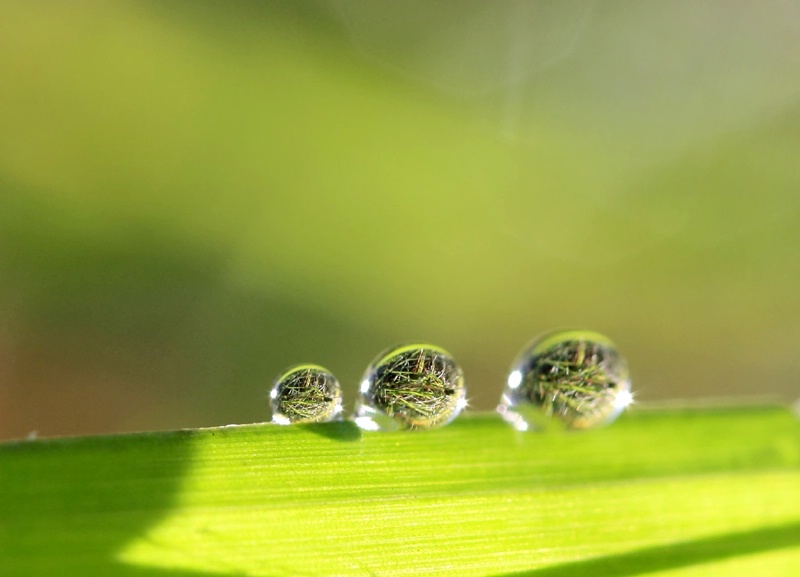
[270,364,343,425]
[498,330,632,431]
[354,344,467,431]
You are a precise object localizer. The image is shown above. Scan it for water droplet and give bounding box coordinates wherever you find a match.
[354,344,467,431]
[270,364,343,425]
[498,330,632,431]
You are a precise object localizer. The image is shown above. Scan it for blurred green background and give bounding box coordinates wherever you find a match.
[1,0,798,440]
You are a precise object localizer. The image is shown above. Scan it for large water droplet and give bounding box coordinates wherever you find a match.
[270,364,343,425]
[498,330,632,431]
[354,344,467,431]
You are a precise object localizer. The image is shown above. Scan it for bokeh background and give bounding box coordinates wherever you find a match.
[1,0,799,440]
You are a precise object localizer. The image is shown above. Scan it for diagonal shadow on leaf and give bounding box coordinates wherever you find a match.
[496,521,800,577]
[0,431,232,577]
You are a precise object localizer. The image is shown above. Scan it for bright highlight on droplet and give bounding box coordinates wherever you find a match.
[498,330,632,432]
[507,370,523,389]
[354,344,467,431]
[269,364,343,425]
[271,414,291,426]
[614,389,635,410]
[353,416,381,432]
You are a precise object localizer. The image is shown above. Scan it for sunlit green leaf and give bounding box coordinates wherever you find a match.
[2,405,798,576]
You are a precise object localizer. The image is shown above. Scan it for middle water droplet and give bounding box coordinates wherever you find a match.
[354,344,466,431]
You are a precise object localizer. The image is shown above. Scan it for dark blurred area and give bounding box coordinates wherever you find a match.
[1,0,799,440]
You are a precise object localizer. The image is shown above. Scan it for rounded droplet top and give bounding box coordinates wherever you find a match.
[355,344,467,431]
[270,364,343,425]
[498,330,632,431]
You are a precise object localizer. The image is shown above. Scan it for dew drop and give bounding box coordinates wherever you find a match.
[354,344,467,431]
[269,364,343,425]
[498,330,632,431]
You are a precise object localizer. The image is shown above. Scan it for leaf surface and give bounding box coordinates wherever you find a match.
[1,406,799,576]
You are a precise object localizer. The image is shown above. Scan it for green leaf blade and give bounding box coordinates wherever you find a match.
[2,406,799,576]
